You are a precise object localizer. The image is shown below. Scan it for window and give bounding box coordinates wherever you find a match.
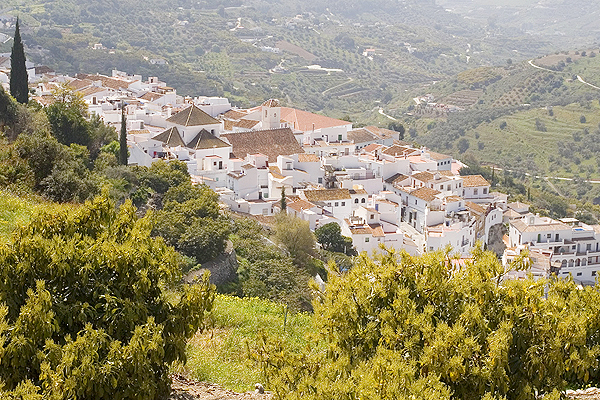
[355,198,359,203]
[361,198,366,203]
[341,202,345,206]
[474,188,479,195]
[547,234,552,239]
[338,134,342,141]
[335,202,339,207]
[537,234,541,242]
[365,237,370,242]
[577,272,582,276]
[555,234,559,241]
[415,199,418,205]
[587,244,592,251]
[318,178,323,184]
[370,214,374,219]
[483,188,488,194]
[593,271,597,276]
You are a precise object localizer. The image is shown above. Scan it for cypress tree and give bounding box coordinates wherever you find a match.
[280,186,287,211]
[119,103,128,165]
[9,18,28,104]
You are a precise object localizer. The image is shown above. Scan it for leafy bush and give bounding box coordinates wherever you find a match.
[0,194,214,399]
[254,246,600,400]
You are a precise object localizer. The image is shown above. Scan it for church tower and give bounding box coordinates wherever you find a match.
[261,99,281,130]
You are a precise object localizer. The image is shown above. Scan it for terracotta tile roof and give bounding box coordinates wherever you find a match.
[508,201,530,210]
[139,92,164,102]
[279,107,350,131]
[268,166,285,179]
[75,73,131,90]
[128,129,150,135]
[462,174,490,187]
[362,143,383,153]
[68,79,93,91]
[504,209,523,219]
[370,224,385,237]
[187,129,230,150]
[222,128,304,163]
[303,188,351,202]
[297,153,320,162]
[234,118,260,129]
[152,127,186,147]
[287,199,316,212]
[385,173,409,185]
[79,86,108,97]
[364,126,398,140]
[466,201,486,214]
[445,195,462,203]
[412,171,434,183]
[410,187,441,202]
[348,128,378,144]
[427,150,452,161]
[382,145,417,157]
[262,99,281,107]
[223,120,235,131]
[439,170,456,176]
[167,104,220,127]
[376,199,398,206]
[349,226,371,235]
[222,109,247,119]
[512,220,570,233]
[349,189,368,195]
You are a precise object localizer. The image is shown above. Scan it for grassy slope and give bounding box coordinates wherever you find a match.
[180,294,313,393]
[463,102,600,177]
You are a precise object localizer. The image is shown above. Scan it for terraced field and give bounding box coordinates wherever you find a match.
[462,102,600,178]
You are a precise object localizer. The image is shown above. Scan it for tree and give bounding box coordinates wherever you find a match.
[9,18,28,104]
[119,103,128,165]
[273,213,316,267]
[254,246,600,400]
[153,182,230,264]
[315,222,353,255]
[0,194,214,399]
[387,121,405,139]
[280,186,287,211]
[457,137,470,153]
[45,84,91,146]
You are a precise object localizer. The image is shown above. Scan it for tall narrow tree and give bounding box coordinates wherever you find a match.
[119,103,128,165]
[9,18,28,104]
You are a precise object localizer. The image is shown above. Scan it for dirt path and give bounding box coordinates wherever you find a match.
[170,375,272,400]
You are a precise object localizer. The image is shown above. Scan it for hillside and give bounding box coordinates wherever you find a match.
[0,0,564,122]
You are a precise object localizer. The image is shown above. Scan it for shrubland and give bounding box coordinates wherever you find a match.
[253,246,600,400]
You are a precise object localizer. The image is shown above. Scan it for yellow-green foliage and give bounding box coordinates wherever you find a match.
[0,194,215,399]
[182,295,312,392]
[254,246,600,400]
[0,190,74,242]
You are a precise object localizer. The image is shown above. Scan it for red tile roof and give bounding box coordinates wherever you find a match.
[222,128,304,163]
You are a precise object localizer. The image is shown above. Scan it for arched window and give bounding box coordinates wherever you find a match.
[361,198,366,203]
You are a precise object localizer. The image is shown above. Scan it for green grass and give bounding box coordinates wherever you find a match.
[180,294,313,392]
